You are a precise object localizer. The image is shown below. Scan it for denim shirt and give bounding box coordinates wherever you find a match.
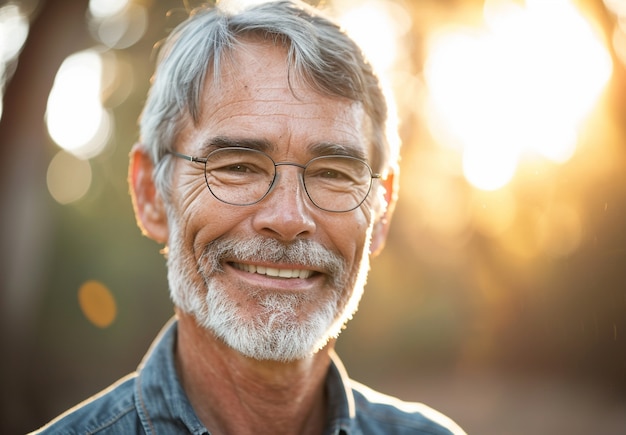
[31,318,466,435]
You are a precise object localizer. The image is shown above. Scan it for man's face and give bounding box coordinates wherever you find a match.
[163,40,383,361]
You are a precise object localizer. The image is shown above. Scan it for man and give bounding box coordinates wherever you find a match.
[33,1,466,434]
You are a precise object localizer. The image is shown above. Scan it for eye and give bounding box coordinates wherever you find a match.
[306,157,365,184]
[206,150,273,177]
[316,168,350,180]
[220,163,255,173]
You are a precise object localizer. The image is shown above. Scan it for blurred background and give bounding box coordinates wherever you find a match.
[1,0,625,433]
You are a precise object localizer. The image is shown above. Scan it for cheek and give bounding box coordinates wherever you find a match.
[172,196,252,259]
[329,213,373,263]
[177,173,210,212]
[171,169,220,225]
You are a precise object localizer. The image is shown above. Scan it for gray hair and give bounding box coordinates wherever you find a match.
[139,0,396,198]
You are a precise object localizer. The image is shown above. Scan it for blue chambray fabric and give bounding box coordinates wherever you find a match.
[31,318,465,435]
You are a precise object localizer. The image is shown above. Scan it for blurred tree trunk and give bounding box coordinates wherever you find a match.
[0,0,90,433]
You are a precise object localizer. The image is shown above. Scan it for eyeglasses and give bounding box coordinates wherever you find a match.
[169,147,381,213]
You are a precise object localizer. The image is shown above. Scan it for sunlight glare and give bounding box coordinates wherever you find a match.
[418,177,471,238]
[46,50,112,159]
[335,0,411,75]
[613,20,626,68]
[89,0,128,18]
[334,0,407,167]
[0,3,29,120]
[46,151,93,205]
[537,202,582,258]
[425,0,612,190]
[604,0,626,17]
[463,141,519,191]
[217,0,275,14]
[471,189,517,238]
[0,4,29,63]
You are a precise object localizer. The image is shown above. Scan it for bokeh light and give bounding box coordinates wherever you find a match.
[77,280,117,328]
[608,1,626,69]
[334,0,411,75]
[0,3,29,120]
[46,150,92,204]
[90,3,148,49]
[217,0,276,14]
[46,49,113,159]
[89,0,129,18]
[334,0,408,167]
[604,0,626,16]
[424,0,613,191]
[0,4,29,63]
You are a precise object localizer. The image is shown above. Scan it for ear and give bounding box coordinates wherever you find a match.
[369,170,397,257]
[129,143,169,244]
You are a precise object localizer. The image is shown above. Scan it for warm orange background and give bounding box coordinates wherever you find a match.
[1,1,625,433]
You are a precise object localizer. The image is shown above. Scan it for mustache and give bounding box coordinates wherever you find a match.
[199,236,346,283]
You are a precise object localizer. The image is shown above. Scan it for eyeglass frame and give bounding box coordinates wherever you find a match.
[167,147,382,213]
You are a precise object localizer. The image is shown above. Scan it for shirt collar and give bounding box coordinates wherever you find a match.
[135,318,360,435]
[135,317,208,435]
[325,350,359,434]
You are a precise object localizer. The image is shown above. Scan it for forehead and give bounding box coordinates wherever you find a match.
[182,40,370,159]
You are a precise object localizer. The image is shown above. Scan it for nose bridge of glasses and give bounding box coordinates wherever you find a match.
[268,161,307,195]
[274,161,307,171]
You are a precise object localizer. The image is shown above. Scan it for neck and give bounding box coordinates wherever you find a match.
[175,311,333,435]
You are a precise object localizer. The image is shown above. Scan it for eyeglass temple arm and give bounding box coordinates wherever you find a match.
[168,151,207,163]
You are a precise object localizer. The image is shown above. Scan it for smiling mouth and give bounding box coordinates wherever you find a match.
[231,262,314,279]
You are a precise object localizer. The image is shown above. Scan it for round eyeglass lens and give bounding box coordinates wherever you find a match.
[204,148,275,205]
[303,156,373,212]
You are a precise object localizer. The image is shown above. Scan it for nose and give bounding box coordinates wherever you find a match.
[251,165,316,241]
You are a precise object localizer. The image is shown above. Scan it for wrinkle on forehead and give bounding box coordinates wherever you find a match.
[180,39,372,162]
[200,37,360,119]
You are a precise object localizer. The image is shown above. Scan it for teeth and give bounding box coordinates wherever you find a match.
[234,263,312,279]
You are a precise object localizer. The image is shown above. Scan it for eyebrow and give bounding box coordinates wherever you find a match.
[200,136,274,154]
[199,136,368,161]
[308,142,367,160]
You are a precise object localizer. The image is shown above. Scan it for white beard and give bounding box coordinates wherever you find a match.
[165,219,373,362]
